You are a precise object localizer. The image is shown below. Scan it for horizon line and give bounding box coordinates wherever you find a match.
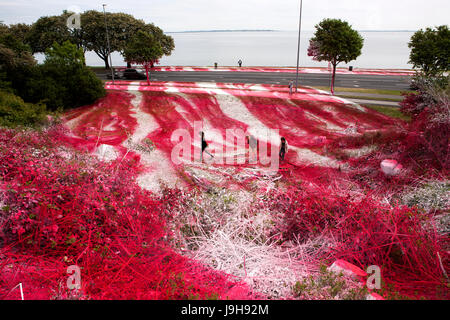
[167,29,418,34]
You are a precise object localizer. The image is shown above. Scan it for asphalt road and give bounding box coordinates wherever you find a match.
[98,69,412,91]
[146,71,412,91]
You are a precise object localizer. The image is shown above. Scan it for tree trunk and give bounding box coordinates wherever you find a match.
[102,56,109,69]
[331,61,337,95]
[145,64,150,86]
[127,62,132,68]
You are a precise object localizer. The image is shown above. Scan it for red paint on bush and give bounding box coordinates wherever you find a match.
[0,128,254,300]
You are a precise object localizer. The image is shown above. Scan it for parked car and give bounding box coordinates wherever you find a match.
[122,68,147,80]
[106,70,122,79]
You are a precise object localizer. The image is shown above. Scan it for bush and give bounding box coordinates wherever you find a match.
[0,127,248,300]
[400,76,449,170]
[0,90,47,127]
[267,185,448,299]
[21,41,106,111]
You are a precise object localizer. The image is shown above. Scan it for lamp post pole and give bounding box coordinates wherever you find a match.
[103,4,114,84]
[295,0,303,93]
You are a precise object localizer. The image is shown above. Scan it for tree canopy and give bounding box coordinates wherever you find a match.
[26,14,73,54]
[308,19,364,94]
[408,25,450,76]
[6,11,174,69]
[123,30,164,84]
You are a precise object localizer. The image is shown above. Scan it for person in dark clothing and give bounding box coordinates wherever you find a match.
[289,81,294,95]
[200,131,214,162]
[279,137,288,161]
[246,135,257,163]
[238,59,243,67]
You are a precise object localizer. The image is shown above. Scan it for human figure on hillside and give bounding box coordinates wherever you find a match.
[289,81,294,96]
[200,131,214,162]
[238,59,243,67]
[279,137,288,162]
[246,135,257,164]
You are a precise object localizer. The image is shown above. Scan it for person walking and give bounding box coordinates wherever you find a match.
[289,81,294,96]
[200,131,214,162]
[279,137,288,162]
[247,135,257,163]
[238,59,243,67]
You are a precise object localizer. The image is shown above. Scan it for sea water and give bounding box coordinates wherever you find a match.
[38,31,416,69]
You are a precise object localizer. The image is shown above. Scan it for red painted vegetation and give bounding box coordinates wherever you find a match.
[265,181,448,299]
[1,84,447,300]
[0,128,252,300]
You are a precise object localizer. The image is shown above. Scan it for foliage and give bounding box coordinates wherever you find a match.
[408,25,450,76]
[400,75,449,169]
[0,33,36,97]
[1,11,174,69]
[0,23,31,45]
[123,31,163,84]
[266,184,447,299]
[308,19,364,93]
[123,31,164,65]
[0,127,248,300]
[308,19,364,65]
[0,90,48,128]
[80,11,173,68]
[401,180,450,213]
[44,40,86,66]
[292,265,369,300]
[26,13,73,54]
[21,41,105,111]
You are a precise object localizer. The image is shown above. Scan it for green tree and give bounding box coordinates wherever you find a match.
[27,14,73,54]
[8,24,32,44]
[308,19,364,94]
[143,23,175,57]
[80,11,174,69]
[408,25,450,76]
[24,41,105,111]
[45,39,85,66]
[0,33,36,92]
[123,31,163,85]
[22,11,174,69]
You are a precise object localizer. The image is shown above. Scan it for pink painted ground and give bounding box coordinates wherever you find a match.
[115,66,415,76]
[63,82,399,193]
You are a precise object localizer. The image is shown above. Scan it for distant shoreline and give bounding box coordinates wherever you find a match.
[167,30,278,34]
[167,29,417,34]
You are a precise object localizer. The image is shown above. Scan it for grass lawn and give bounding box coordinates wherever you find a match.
[337,94,404,102]
[313,86,411,96]
[365,104,410,121]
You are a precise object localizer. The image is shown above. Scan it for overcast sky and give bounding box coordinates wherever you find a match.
[0,0,448,32]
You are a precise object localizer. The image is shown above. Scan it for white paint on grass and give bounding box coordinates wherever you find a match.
[125,91,181,194]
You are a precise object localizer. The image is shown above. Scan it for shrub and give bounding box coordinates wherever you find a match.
[267,185,448,299]
[400,77,449,170]
[0,90,48,127]
[0,127,249,300]
[21,41,106,111]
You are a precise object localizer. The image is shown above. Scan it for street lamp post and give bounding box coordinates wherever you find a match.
[295,0,303,93]
[103,4,114,84]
